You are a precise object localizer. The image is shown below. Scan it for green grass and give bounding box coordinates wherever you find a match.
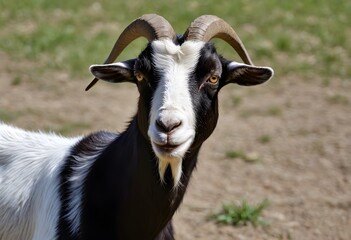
[0,0,350,82]
[225,149,260,162]
[0,110,23,122]
[326,94,349,105]
[266,106,282,117]
[231,95,242,108]
[240,105,283,118]
[11,76,22,86]
[212,199,270,227]
[55,122,92,135]
[257,134,272,144]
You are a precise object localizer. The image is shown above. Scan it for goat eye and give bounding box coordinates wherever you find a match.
[208,75,219,84]
[135,72,144,82]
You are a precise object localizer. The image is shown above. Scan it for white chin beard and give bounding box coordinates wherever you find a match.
[157,155,183,188]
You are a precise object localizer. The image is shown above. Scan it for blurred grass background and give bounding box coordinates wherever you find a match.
[1,0,350,84]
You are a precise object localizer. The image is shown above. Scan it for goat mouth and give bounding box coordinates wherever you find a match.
[151,136,194,157]
[154,143,181,153]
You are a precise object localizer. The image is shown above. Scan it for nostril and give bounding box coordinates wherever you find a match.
[169,121,182,132]
[156,119,182,133]
[156,119,167,132]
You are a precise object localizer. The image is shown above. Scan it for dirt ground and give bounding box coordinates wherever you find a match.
[0,52,350,240]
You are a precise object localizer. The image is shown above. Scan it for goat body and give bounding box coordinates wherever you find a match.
[59,118,196,239]
[0,119,187,239]
[0,14,273,240]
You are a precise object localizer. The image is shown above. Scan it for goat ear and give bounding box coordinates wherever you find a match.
[223,61,274,86]
[89,59,136,84]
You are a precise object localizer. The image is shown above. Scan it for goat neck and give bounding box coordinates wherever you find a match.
[80,116,200,239]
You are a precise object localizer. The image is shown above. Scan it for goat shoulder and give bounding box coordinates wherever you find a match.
[0,123,81,240]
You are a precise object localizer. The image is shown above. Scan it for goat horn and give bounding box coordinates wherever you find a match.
[86,14,176,91]
[183,15,253,65]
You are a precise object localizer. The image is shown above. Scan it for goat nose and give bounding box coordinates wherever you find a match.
[156,119,182,133]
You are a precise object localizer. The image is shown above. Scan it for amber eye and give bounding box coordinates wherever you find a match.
[208,75,219,84]
[135,72,144,81]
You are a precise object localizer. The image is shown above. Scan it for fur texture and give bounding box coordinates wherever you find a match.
[148,40,205,186]
[57,131,118,239]
[0,123,81,240]
[0,35,273,239]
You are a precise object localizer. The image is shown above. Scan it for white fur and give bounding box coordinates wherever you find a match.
[228,61,250,69]
[228,61,275,78]
[0,123,81,240]
[147,40,205,187]
[89,62,128,71]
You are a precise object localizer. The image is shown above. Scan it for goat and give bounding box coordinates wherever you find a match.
[0,14,273,240]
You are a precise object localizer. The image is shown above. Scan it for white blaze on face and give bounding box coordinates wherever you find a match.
[147,39,205,187]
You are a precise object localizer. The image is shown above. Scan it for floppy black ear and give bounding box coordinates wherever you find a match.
[223,61,274,86]
[89,59,136,84]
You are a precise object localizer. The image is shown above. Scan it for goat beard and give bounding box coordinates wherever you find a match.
[158,156,183,189]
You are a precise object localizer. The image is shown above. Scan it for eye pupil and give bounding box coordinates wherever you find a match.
[209,76,218,84]
[135,73,144,81]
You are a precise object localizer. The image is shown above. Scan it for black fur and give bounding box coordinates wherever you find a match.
[58,131,118,239]
[192,43,222,145]
[56,39,270,239]
[79,118,191,239]
[56,43,221,240]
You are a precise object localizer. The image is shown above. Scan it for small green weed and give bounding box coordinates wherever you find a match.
[326,94,349,105]
[226,150,244,159]
[231,95,242,107]
[266,106,282,116]
[0,110,20,121]
[11,76,22,86]
[225,150,260,162]
[239,106,283,119]
[212,199,270,227]
[257,134,271,144]
[55,122,91,135]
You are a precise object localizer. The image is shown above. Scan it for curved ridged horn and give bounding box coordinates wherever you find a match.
[86,14,176,91]
[183,15,253,65]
